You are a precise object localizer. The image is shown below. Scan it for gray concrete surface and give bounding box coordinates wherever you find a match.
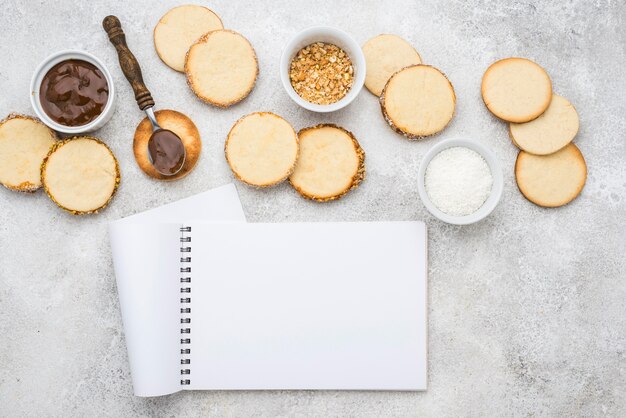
[1,0,625,416]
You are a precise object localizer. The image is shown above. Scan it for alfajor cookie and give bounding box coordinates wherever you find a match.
[362,34,422,96]
[41,137,120,214]
[515,143,586,207]
[289,124,365,202]
[154,5,223,72]
[381,65,455,139]
[509,94,579,155]
[185,30,258,107]
[225,112,298,187]
[482,57,552,123]
[0,114,57,192]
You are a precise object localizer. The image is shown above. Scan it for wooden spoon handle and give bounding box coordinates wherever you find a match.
[102,15,155,110]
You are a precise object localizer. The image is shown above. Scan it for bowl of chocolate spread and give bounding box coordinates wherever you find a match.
[30,50,115,133]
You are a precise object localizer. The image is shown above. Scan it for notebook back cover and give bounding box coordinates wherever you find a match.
[109,184,246,396]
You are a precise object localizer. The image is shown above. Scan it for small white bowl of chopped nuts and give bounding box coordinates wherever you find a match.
[280,26,366,112]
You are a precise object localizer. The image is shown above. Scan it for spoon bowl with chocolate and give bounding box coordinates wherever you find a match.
[103,15,186,177]
[30,50,116,134]
[144,109,186,176]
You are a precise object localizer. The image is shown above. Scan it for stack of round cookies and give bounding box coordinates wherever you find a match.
[362,34,456,139]
[225,113,365,202]
[154,5,258,107]
[481,58,586,207]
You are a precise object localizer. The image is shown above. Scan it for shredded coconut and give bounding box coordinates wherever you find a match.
[424,147,493,216]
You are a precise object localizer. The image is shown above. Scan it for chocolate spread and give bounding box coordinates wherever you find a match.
[39,59,109,126]
[148,129,185,175]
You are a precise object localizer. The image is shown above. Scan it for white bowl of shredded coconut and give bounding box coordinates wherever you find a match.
[418,138,503,225]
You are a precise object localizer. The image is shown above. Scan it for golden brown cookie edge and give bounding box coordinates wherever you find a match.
[380,64,456,140]
[289,123,366,202]
[41,136,120,215]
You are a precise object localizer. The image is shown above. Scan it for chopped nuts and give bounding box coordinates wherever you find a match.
[289,42,354,105]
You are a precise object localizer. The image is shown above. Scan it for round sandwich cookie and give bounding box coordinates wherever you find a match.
[134,110,201,181]
[362,34,422,96]
[41,137,120,214]
[225,112,298,187]
[154,5,223,72]
[381,65,455,139]
[515,143,587,208]
[289,124,365,202]
[482,57,552,123]
[0,114,57,192]
[185,30,258,107]
[509,94,579,155]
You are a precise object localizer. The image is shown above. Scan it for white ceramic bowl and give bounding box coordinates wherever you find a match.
[280,26,365,113]
[30,50,115,134]
[417,138,503,225]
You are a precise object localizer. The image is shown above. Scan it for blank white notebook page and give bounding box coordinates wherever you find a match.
[188,221,427,390]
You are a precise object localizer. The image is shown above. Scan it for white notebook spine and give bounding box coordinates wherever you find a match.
[179,225,192,385]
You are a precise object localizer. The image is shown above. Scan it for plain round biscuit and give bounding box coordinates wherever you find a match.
[154,5,223,72]
[515,143,587,207]
[0,114,57,192]
[362,34,422,96]
[482,57,552,123]
[225,112,298,187]
[41,137,120,214]
[185,30,258,107]
[289,124,365,202]
[133,109,201,181]
[381,65,456,139]
[509,95,579,155]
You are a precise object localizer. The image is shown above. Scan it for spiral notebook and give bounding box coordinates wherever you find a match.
[109,186,428,397]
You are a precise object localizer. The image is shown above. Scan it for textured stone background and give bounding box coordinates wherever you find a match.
[1,0,625,416]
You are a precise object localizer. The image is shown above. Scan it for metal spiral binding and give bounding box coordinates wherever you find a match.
[179,226,192,385]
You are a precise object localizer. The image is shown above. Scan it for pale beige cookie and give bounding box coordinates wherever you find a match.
[482,57,552,123]
[515,143,586,208]
[381,65,455,139]
[289,124,365,202]
[225,112,298,187]
[0,114,57,192]
[134,109,201,181]
[362,34,422,96]
[41,137,120,214]
[185,30,258,107]
[509,95,579,155]
[154,5,223,72]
